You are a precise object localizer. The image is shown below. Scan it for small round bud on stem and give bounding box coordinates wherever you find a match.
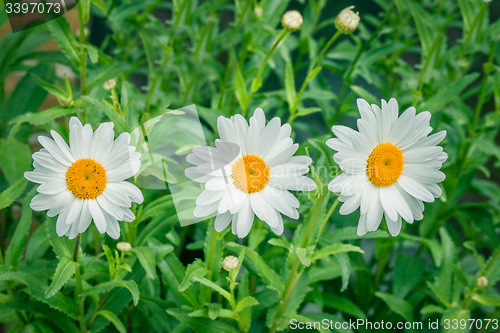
[477,276,488,287]
[103,79,116,91]
[282,10,303,31]
[117,242,132,252]
[222,255,240,272]
[254,7,263,18]
[335,6,360,34]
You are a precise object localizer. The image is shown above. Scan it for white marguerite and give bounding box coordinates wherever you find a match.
[185,108,316,238]
[326,98,447,236]
[24,117,143,239]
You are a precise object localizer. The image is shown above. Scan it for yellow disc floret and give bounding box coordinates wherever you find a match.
[366,142,404,187]
[66,158,107,199]
[231,155,269,193]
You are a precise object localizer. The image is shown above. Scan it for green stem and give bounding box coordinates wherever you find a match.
[269,190,327,333]
[77,1,87,96]
[243,29,288,116]
[205,225,218,301]
[74,234,87,333]
[469,40,496,137]
[412,34,443,106]
[334,7,391,125]
[288,30,342,124]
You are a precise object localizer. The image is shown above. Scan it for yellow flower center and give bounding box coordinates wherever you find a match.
[66,158,107,199]
[366,142,404,187]
[231,155,269,193]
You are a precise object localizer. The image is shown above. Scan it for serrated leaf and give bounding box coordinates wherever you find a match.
[442,307,470,333]
[178,259,208,292]
[312,244,364,263]
[268,238,290,249]
[192,276,231,301]
[0,177,28,211]
[138,195,173,223]
[45,256,78,298]
[46,16,80,68]
[97,310,126,333]
[80,280,140,306]
[375,292,413,322]
[131,247,156,280]
[457,0,474,33]
[472,294,500,307]
[235,296,259,312]
[167,308,240,333]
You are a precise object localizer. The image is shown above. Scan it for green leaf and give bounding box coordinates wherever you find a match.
[321,227,390,244]
[7,106,82,142]
[322,292,366,319]
[396,0,433,57]
[268,238,290,249]
[392,254,426,299]
[30,73,68,100]
[226,242,284,294]
[25,225,50,266]
[296,246,313,267]
[45,256,79,298]
[46,16,80,68]
[0,177,28,211]
[421,304,444,315]
[80,280,140,306]
[336,252,351,292]
[350,85,378,105]
[0,139,32,185]
[192,276,231,301]
[457,0,474,32]
[232,58,248,112]
[97,310,126,333]
[0,272,77,318]
[306,66,322,81]
[86,45,99,64]
[81,0,91,23]
[158,255,199,308]
[5,187,36,270]
[130,247,156,280]
[472,294,500,307]
[419,73,479,113]
[295,107,322,118]
[312,244,364,263]
[138,30,156,75]
[426,281,451,308]
[235,296,259,312]
[81,96,129,133]
[250,77,262,93]
[375,292,413,322]
[139,195,174,223]
[284,60,296,110]
[178,259,208,292]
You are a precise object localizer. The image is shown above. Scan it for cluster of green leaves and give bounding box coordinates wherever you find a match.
[1,0,500,332]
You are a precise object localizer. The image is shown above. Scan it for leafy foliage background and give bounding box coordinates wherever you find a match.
[0,0,500,332]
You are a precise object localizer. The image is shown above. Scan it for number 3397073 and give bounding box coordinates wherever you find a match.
[5,2,61,14]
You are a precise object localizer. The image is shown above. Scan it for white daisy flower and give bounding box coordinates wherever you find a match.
[24,117,143,239]
[326,98,447,237]
[185,108,316,238]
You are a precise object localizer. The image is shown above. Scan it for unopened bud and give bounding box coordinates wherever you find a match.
[103,79,116,90]
[477,276,488,287]
[222,255,240,272]
[117,242,132,252]
[335,6,360,34]
[254,7,263,18]
[282,10,303,31]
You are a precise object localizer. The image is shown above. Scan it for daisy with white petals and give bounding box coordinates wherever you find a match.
[327,98,447,236]
[25,117,143,239]
[186,108,316,238]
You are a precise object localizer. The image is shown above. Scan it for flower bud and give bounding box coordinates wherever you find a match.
[335,6,360,34]
[477,276,488,287]
[117,242,132,252]
[254,7,263,18]
[282,10,303,31]
[222,255,240,272]
[103,79,116,91]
